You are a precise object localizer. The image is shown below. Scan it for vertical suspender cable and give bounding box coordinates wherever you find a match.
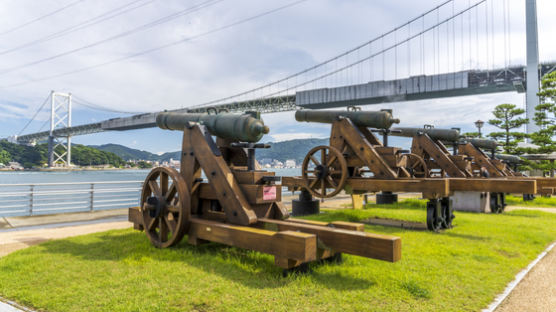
[491,0,495,69]
[461,8,464,71]
[452,0,456,74]
[421,15,425,75]
[506,0,511,66]
[468,0,472,69]
[408,22,411,77]
[485,0,489,71]
[476,3,479,69]
[437,8,440,75]
[370,43,373,81]
[382,35,385,80]
[502,0,507,71]
[395,30,398,79]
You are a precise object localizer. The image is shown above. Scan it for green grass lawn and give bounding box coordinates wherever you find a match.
[1,205,556,312]
[506,194,556,207]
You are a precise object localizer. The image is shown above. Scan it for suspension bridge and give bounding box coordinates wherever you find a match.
[6,0,556,167]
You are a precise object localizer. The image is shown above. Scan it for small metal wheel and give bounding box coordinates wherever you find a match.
[489,193,505,214]
[440,197,454,229]
[140,167,190,248]
[426,199,443,232]
[402,153,429,178]
[302,145,348,198]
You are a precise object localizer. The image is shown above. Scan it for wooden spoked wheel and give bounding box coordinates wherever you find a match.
[402,153,429,178]
[302,145,348,198]
[140,167,190,248]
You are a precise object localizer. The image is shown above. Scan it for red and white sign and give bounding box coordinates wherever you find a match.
[262,186,277,201]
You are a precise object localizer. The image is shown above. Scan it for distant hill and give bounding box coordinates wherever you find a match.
[258,138,329,164]
[90,144,159,161]
[0,140,124,168]
[91,138,329,164]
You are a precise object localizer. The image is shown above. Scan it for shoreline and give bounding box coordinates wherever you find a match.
[0,167,147,172]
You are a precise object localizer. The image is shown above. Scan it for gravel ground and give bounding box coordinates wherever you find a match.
[495,247,556,312]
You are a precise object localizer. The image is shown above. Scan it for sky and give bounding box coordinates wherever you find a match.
[0,0,555,154]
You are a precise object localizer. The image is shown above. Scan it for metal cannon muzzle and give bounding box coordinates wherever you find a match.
[156,112,269,143]
[295,109,400,129]
[467,138,499,151]
[495,154,522,164]
[390,127,461,142]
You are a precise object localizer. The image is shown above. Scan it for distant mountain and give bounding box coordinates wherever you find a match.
[90,144,159,161]
[258,138,329,164]
[91,138,329,164]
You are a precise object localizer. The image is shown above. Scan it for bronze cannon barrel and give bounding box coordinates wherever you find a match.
[390,127,461,142]
[495,154,522,164]
[295,109,399,129]
[156,112,269,142]
[468,138,499,151]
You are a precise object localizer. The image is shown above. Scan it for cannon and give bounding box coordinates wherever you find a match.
[391,127,461,142]
[129,111,401,273]
[282,108,538,231]
[295,109,399,129]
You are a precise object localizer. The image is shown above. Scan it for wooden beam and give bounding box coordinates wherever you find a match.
[281,176,451,198]
[347,178,451,198]
[259,218,401,262]
[189,217,317,268]
[448,178,537,194]
[285,218,365,231]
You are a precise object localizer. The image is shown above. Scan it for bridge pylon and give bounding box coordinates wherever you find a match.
[47,91,72,168]
[525,0,540,136]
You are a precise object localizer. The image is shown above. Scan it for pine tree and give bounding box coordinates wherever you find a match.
[487,104,528,154]
[524,72,556,174]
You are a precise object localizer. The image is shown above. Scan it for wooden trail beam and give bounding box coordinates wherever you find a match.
[285,218,366,231]
[259,218,401,262]
[448,178,537,194]
[189,217,317,269]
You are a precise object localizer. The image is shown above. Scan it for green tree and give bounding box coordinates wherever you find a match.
[462,132,480,139]
[137,161,153,169]
[487,104,528,154]
[529,72,556,153]
[0,149,10,164]
[521,72,556,175]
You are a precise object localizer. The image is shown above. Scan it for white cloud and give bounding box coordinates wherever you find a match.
[0,0,553,152]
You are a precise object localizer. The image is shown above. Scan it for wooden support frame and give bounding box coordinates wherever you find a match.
[411,134,470,178]
[131,117,403,271]
[458,143,506,177]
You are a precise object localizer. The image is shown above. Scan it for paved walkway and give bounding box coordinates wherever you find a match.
[495,245,556,312]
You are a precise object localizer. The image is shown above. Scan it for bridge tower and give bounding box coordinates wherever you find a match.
[47,91,72,167]
[525,0,540,135]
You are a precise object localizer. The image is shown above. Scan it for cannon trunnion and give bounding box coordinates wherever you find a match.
[129,111,401,273]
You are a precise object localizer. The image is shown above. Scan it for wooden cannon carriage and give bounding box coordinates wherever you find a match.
[281,108,538,231]
[128,111,401,273]
[390,128,556,210]
[458,139,556,197]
